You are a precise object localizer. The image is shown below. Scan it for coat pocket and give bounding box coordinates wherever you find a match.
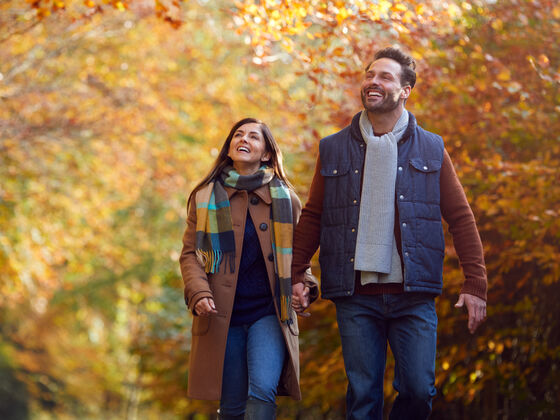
[192,316,210,336]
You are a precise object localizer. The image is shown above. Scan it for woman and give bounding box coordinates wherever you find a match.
[179,118,317,419]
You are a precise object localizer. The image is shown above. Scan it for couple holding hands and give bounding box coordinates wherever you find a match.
[179,47,487,420]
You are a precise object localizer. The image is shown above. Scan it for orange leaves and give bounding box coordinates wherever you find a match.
[19,0,187,26]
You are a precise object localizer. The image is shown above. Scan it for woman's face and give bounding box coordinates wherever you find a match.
[227,123,270,174]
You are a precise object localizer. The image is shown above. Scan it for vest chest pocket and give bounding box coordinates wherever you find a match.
[321,162,352,213]
[408,158,442,204]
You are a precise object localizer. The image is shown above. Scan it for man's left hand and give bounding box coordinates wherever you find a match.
[455,293,487,334]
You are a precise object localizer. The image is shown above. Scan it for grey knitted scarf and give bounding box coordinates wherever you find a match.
[355,109,408,285]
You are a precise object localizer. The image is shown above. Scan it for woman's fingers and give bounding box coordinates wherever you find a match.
[195,297,217,316]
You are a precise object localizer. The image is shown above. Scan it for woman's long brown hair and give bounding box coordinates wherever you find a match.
[187,118,293,210]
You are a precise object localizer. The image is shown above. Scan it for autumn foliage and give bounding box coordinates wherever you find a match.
[1,0,559,419]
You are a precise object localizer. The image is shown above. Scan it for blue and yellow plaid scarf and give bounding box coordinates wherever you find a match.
[195,165,294,322]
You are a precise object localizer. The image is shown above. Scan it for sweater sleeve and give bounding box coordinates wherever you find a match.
[292,155,324,284]
[440,149,488,300]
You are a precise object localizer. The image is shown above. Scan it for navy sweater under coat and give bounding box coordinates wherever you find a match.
[229,211,275,326]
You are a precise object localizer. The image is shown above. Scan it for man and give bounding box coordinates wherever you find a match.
[291,47,487,419]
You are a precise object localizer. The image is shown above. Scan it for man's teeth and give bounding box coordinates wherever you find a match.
[368,91,382,97]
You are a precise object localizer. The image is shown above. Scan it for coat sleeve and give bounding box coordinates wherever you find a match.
[290,189,319,303]
[179,198,214,313]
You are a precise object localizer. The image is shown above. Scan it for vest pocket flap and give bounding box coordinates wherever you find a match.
[321,162,350,177]
[409,158,442,173]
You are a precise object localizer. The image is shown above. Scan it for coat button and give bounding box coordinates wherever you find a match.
[423,166,428,170]
[268,253,274,262]
[399,195,404,200]
[354,169,359,174]
[398,166,403,171]
[333,169,338,174]
[353,199,358,204]
[259,223,268,231]
[250,196,259,205]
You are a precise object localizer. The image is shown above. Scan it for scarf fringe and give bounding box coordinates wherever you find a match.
[280,295,291,322]
[196,249,222,273]
[196,249,235,274]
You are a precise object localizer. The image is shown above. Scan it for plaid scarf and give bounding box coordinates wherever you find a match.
[195,165,294,322]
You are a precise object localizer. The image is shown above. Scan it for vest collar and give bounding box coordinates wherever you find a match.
[351,110,417,145]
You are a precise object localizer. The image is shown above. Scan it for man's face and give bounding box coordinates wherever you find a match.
[360,58,410,114]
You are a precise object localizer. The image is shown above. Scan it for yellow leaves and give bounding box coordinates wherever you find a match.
[488,340,504,354]
[335,6,350,24]
[490,18,503,31]
[497,68,511,81]
[377,0,392,13]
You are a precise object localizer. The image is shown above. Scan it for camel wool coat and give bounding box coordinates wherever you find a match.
[180,184,317,401]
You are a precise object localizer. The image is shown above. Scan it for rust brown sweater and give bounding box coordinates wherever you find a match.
[292,149,487,300]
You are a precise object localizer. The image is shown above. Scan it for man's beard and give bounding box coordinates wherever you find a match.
[361,90,401,114]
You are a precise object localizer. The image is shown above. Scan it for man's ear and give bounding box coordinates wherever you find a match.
[401,85,412,100]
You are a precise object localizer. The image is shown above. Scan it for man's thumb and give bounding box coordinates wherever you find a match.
[454,295,464,308]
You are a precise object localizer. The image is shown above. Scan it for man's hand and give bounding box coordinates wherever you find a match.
[455,293,487,333]
[194,297,217,317]
[292,282,310,317]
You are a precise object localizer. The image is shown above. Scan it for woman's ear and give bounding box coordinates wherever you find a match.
[261,151,271,163]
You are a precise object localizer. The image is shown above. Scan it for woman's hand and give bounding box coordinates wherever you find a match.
[194,297,218,317]
[292,283,311,317]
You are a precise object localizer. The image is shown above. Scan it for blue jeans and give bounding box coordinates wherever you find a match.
[333,293,437,420]
[219,314,286,417]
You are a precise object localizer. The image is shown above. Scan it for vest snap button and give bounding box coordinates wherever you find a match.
[333,169,338,174]
[268,253,274,262]
[399,195,404,200]
[402,222,407,227]
[423,166,428,170]
[259,223,268,231]
[250,196,259,205]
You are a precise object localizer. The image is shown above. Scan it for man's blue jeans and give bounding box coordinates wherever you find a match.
[219,314,286,417]
[333,293,437,420]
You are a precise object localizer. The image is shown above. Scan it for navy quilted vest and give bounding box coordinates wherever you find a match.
[318,111,445,299]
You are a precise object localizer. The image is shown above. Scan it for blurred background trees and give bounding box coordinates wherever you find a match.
[1,0,559,419]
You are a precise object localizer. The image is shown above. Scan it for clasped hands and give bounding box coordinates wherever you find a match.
[193,284,311,318]
[292,282,311,317]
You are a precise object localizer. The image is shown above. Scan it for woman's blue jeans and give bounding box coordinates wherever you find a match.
[333,293,437,420]
[219,314,286,417]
